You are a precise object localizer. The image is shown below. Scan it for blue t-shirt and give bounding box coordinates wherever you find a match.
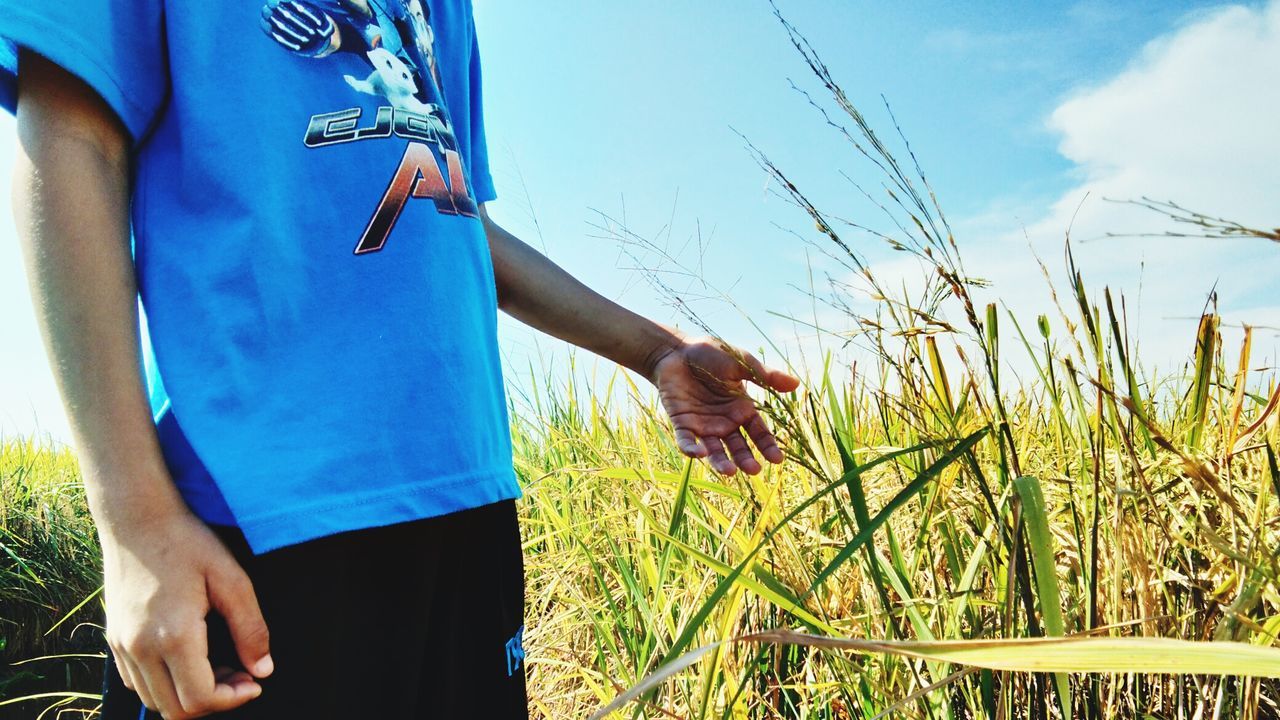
[1,0,520,554]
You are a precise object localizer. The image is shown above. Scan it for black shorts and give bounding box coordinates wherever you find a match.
[100,499,527,719]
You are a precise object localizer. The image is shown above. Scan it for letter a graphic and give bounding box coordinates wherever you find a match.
[354,141,476,254]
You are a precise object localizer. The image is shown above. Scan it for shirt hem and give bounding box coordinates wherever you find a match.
[233,464,522,555]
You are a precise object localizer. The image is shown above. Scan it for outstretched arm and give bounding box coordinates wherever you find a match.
[480,206,799,476]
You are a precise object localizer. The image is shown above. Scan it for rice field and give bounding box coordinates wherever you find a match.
[4,10,1280,720]
[4,278,1280,718]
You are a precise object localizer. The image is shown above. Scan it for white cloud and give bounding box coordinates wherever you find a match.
[958,0,1280,374]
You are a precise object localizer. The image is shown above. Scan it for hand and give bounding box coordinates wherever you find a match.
[650,336,800,476]
[101,509,273,719]
[260,1,340,57]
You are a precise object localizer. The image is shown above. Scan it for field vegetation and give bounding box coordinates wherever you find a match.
[4,8,1280,720]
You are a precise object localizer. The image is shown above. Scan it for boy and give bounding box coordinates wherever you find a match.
[0,1,799,717]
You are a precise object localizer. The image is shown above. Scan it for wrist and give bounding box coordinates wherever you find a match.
[85,466,191,540]
[639,323,687,385]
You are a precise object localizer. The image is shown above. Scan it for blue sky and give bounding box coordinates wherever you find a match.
[2,0,1277,444]
[474,0,1278,397]
[478,0,1197,227]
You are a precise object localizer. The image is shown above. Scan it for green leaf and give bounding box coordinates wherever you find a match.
[657,435,977,669]
[808,428,987,592]
[1013,475,1070,717]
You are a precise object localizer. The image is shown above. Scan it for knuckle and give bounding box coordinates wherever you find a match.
[180,696,212,716]
[154,627,184,653]
[221,568,253,595]
[153,622,200,654]
[120,632,151,656]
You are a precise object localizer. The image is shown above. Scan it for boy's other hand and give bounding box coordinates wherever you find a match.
[13,44,271,720]
[101,509,273,719]
[649,336,800,476]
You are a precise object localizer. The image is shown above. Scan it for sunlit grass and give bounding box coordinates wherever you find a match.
[3,291,1279,718]
[511,329,1280,719]
[0,438,103,718]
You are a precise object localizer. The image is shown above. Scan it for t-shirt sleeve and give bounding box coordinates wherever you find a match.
[0,0,168,145]
[467,19,497,204]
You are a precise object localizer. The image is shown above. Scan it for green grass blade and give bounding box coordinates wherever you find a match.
[667,458,695,538]
[745,630,1280,678]
[658,531,841,635]
[1013,476,1070,717]
[808,428,988,592]
[41,585,102,638]
[1186,314,1218,451]
[656,436,971,668]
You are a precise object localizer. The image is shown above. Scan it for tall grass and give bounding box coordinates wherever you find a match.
[525,7,1280,717]
[511,325,1279,719]
[5,311,1280,718]
[4,7,1280,720]
[0,438,102,718]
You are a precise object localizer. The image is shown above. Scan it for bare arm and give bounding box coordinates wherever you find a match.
[480,206,800,475]
[479,205,684,381]
[13,50,271,719]
[13,55,180,538]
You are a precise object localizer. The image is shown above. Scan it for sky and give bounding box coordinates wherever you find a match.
[1,0,1277,446]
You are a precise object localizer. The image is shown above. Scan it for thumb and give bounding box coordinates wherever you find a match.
[764,366,801,392]
[738,351,801,393]
[207,563,273,679]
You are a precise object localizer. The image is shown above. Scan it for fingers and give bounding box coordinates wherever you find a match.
[261,1,334,55]
[675,414,785,474]
[734,349,801,393]
[116,650,156,711]
[167,622,263,716]
[120,609,267,717]
[184,669,263,716]
[109,632,161,712]
[112,647,138,693]
[766,367,801,392]
[163,620,211,714]
[745,414,786,464]
[214,665,259,688]
[699,435,738,476]
[723,430,762,475]
[284,1,325,29]
[260,6,306,51]
[136,656,184,719]
[207,564,274,679]
[674,427,707,458]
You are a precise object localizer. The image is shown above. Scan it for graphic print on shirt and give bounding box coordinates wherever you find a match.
[260,0,479,254]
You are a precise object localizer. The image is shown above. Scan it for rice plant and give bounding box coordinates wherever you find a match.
[0,438,103,719]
